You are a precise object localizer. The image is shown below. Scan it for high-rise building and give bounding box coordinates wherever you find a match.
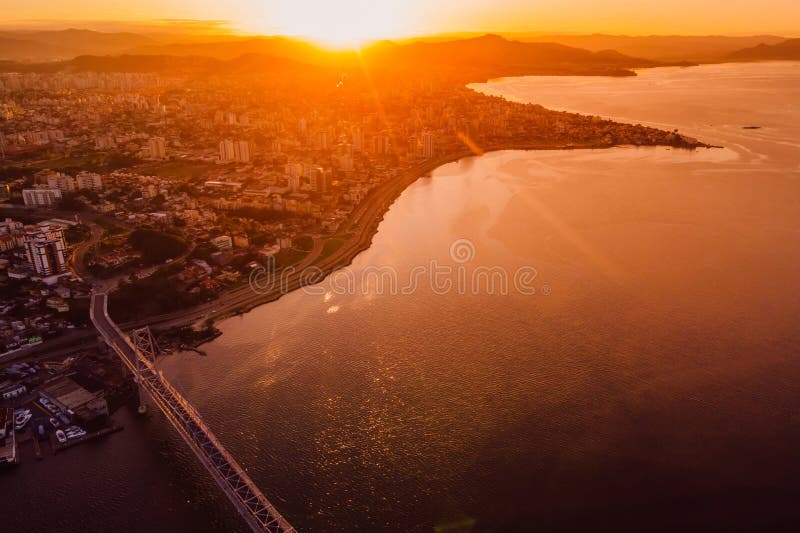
[220,139,250,163]
[46,173,75,192]
[286,162,303,178]
[148,137,166,159]
[233,140,250,163]
[308,167,328,194]
[22,188,62,207]
[337,153,354,172]
[371,133,391,155]
[24,225,68,276]
[422,132,435,158]
[76,171,103,191]
[288,174,301,192]
[316,130,328,151]
[408,136,419,157]
[352,128,364,151]
[219,139,235,162]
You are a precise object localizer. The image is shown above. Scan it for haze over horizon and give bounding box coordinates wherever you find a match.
[3,0,800,46]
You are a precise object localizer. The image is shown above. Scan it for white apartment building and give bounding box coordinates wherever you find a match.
[22,188,62,207]
[76,171,103,191]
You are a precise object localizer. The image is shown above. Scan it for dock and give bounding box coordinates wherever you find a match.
[51,424,124,454]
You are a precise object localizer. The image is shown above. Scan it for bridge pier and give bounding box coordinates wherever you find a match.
[135,369,147,414]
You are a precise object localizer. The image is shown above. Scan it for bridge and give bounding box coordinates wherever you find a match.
[90,291,295,533]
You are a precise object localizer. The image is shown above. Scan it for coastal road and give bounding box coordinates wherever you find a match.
[70,221,104,281]
[120,236,326,330]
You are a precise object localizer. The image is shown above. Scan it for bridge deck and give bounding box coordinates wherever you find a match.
[90,292,295,533]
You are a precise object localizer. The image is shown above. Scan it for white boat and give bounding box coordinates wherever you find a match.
[14,412,32,430]
[55,430,67,444]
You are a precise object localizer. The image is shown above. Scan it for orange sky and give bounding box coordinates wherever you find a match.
[5,0,800,45]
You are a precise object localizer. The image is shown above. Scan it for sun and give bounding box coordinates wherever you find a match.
[255,0,410,49]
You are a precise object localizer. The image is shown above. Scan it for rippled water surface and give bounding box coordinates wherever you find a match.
[5,62,800,532]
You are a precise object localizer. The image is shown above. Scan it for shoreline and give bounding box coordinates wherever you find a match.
[127,138,712,337]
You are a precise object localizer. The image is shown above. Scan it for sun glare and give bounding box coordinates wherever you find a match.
[259,0,410,48]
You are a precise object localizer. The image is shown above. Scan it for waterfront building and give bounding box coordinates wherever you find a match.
[422,131,435,158]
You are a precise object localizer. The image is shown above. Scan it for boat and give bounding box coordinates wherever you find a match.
[55,430,67,444]
[14,412,31,430]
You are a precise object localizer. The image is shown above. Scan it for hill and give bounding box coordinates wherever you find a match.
[0,34,694,81]
[0,29,156,61]
[128,34,689,80]
[515,34,788,62]
[0,36,65,61]
[728,38,800,61]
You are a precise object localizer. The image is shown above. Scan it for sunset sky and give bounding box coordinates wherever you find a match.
[5,0,800,45]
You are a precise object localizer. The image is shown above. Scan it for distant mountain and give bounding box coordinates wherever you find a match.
[0,34,692,81]
[728,38,800,61]
[2,29,795,66]
[0,53,329,80]
[355,34,688,81]
[0,29,156,61]
[129,36,328,62]
[0,36,64,61]
[514,34,788,62]
[134,35,680,79]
